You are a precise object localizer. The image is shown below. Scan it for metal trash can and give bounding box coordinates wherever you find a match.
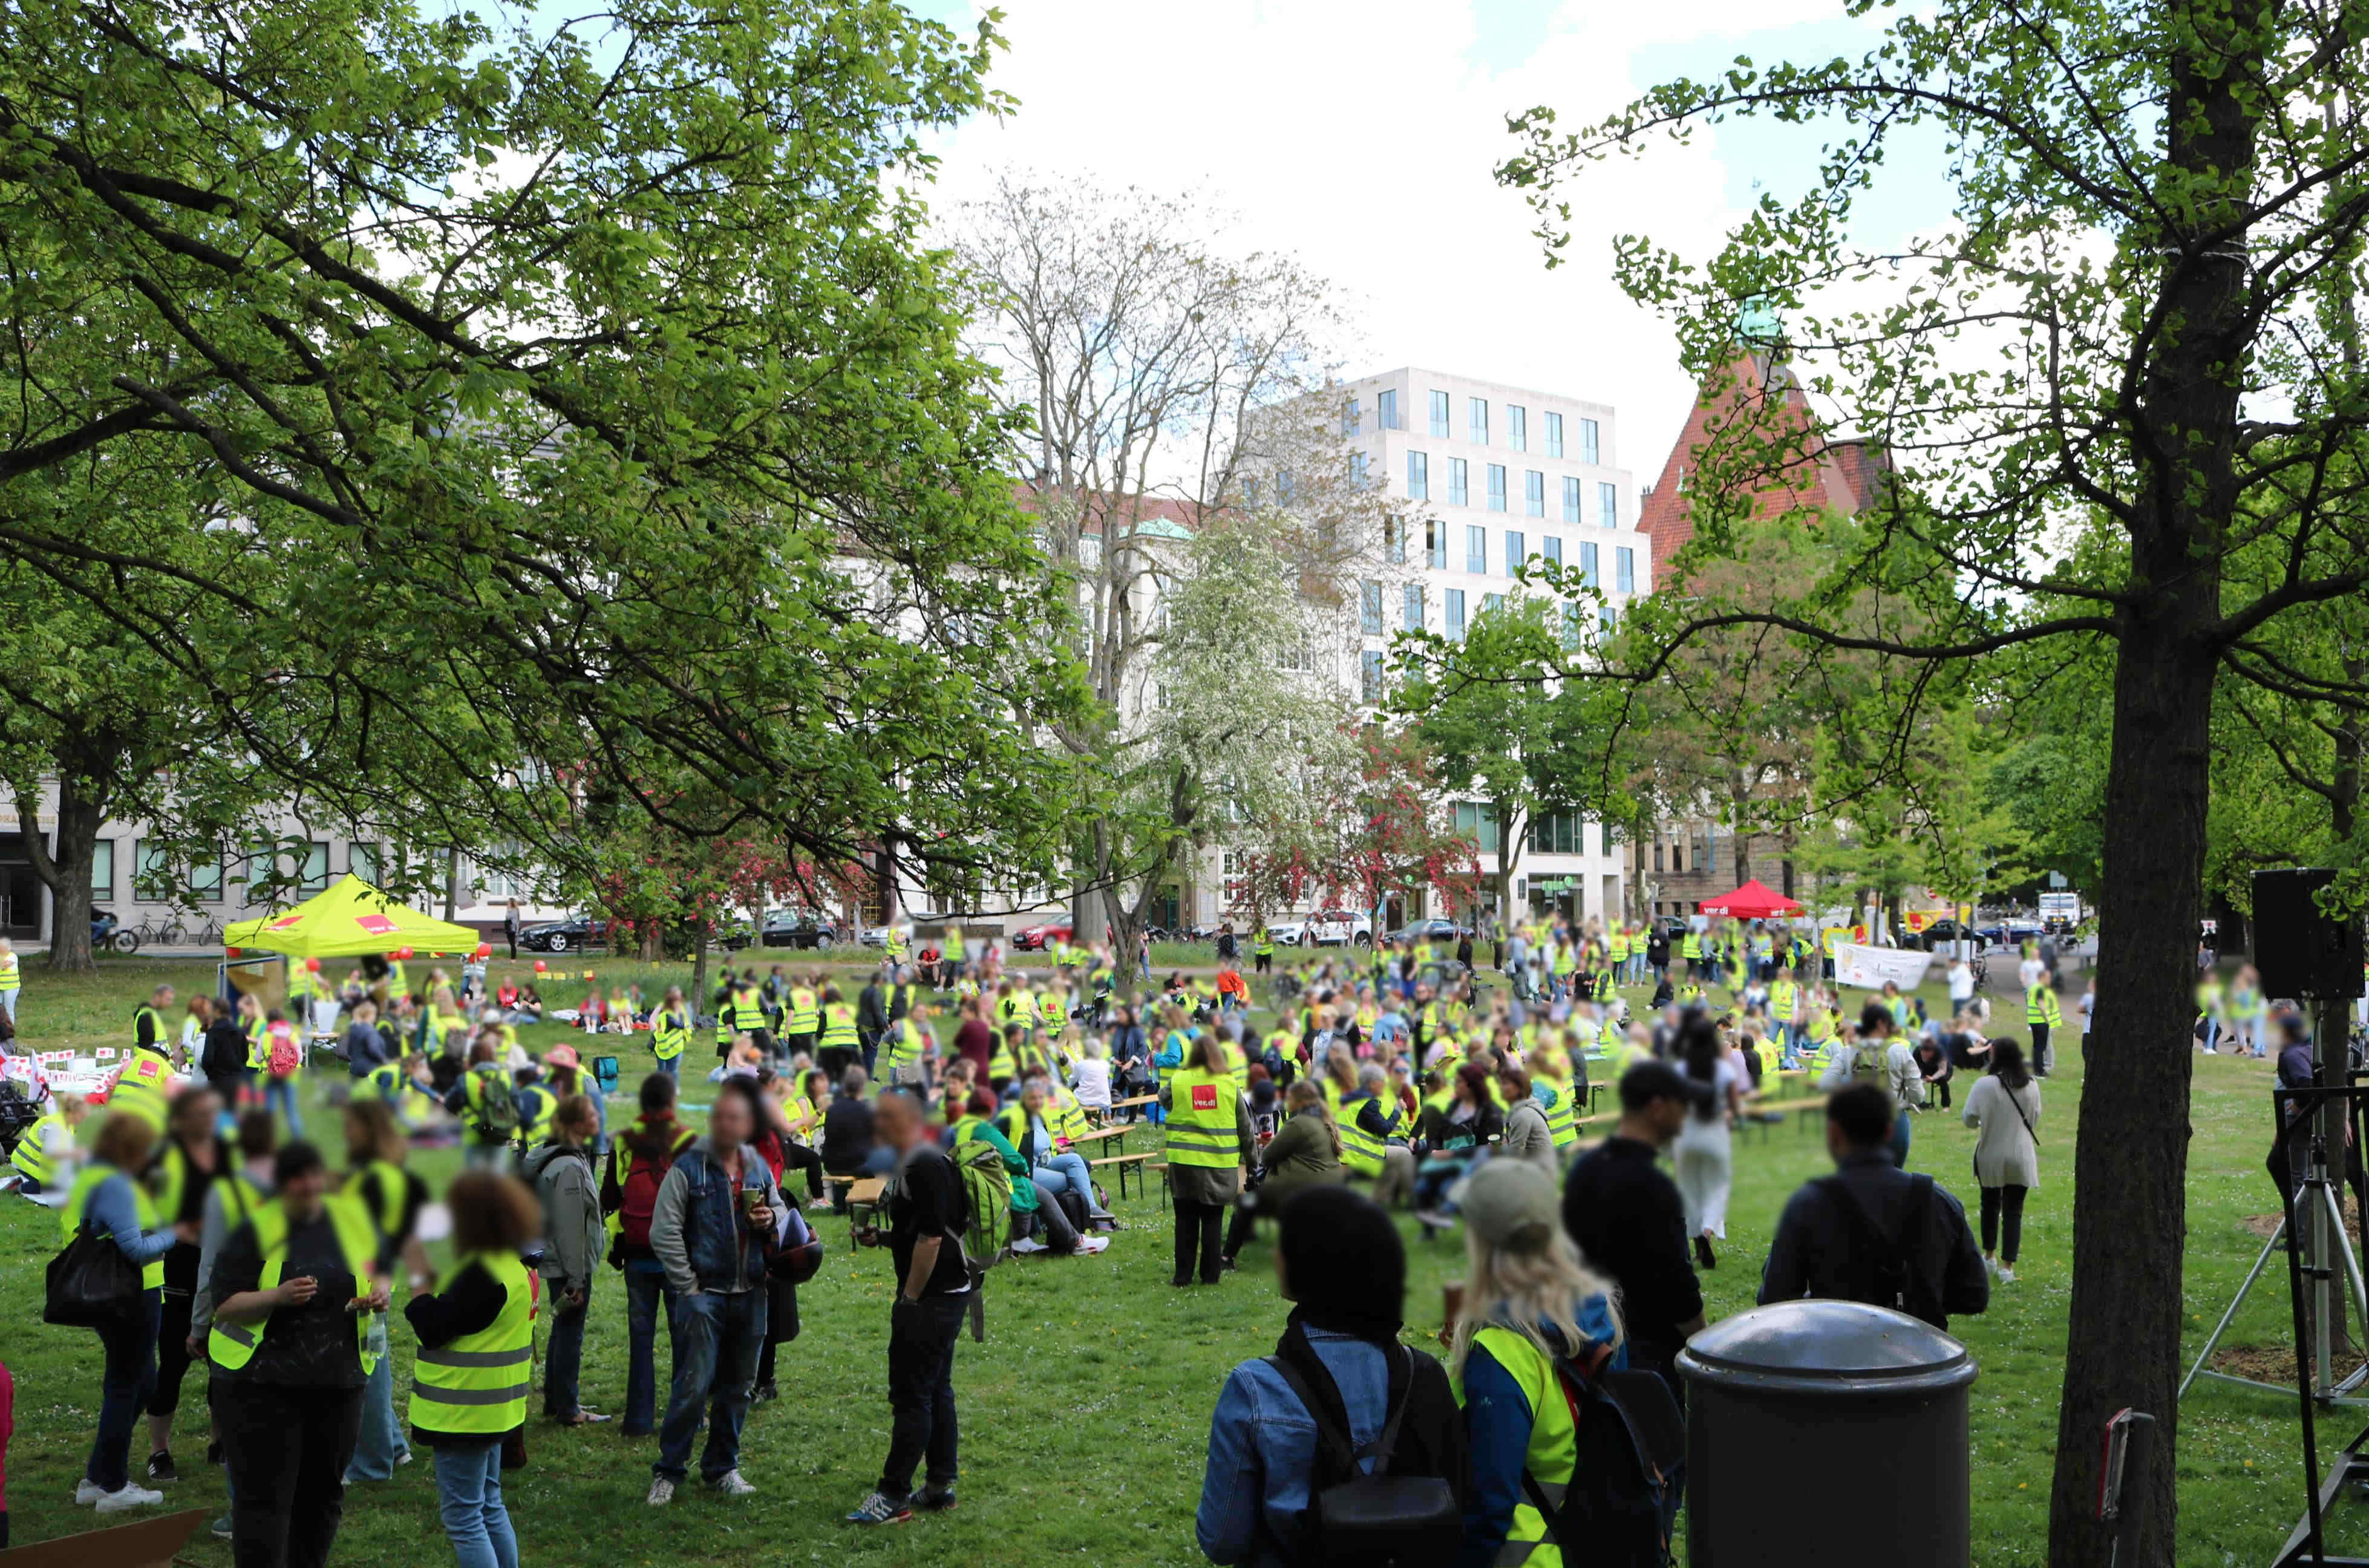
[1676,1299,1977,1566]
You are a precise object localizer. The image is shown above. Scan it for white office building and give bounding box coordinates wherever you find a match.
[1335,365,1651,929]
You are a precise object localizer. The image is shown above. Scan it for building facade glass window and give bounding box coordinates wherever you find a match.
[1562,601,1583,650]
[1529,812,1584,855]
[1385,516,1407,564]
[90,838,114,897]
[1407,451,1428,499]
[1506,531,1526,572]
[1599,480,1619,529]
[1403,583,1425,632]
[1465,524,1487,573]
[1486,463,1507,512]
[1507,405,1528,451]
[1543,535,1562,566]
[1580,540,1600,588]
[1360,579,1384,635]
[1546,411,1564,458]
[1525,469,1546,517]
[1446,589,1466,640]
[1483,592,1506,618]
[1428,390,1450,437]
[1580,417,1600,466]
[1343,396,1361,436]
[1349,451,1368,488]
[1361,650,1385,703]
[1616,546,1636,593]
[1426,518,1449,569]
[1453,802,1501,854]
[1468,396,1489,445]
[1448,457,1469,506]
[1562,475,1581,524]
[1378,388,1400,431]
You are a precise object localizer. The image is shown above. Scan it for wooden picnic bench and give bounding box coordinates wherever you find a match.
[838,1175,886,1243]
[1090,1151,1156,1202]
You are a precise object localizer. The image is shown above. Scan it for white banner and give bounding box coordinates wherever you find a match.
[1834,942,1935,991]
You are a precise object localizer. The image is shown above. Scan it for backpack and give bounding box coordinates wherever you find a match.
[1263,1325,1463,1568]
[954,1137,1011,1273]
[1817,1173,1942,1327]
[1527,1340,1684,1568]
[468,1065,521,1142]
[604,1128,687,1257]
[1849,1042,1895,1094]
[266,1025,302,1079]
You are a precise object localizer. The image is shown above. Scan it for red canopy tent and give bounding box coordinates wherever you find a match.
[1698,878,1805,918]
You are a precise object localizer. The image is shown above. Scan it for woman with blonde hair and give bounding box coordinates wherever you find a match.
[1452,1159,1635,1568]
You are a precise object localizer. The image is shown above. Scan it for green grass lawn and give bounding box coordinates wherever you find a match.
[0,954,2345,1563]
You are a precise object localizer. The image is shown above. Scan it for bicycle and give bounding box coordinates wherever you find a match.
[129,912,188,947]
[188,915,226,947]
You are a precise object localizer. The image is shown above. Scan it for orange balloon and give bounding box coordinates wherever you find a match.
[396,946,414,961]
[474,942,492,959]
[533,960,547,973]
[306,957,322,972]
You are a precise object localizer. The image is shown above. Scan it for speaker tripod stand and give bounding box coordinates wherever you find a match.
[2181,1140,2369,1408]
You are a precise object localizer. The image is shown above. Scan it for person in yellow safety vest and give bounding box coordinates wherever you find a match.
[382,955,410,1008]
[106,1040,177,1137]
[1751,1029,1783,1088]
[785,976,822,1054]
[1336,1062,1417,1207]
[650,985,692,1080]
[1037,986,1068,1033]
[1159,1034,1254,1285]
[728,975,770,1052]
[404,1168,537,1547]
[883,923,909,964]
[1251,924,1275,975]
[0,933,20,1027]
[132,984,177,1056]
[2027,972,2063,1077]
[1452,1159,1644,1568]
[513,1064,561,1148]
[58,1112,178,1507]
[1768,973,1800,1054]
[986,1022,1021,1090]
[1529,1050,1580,1149]
[880,1010,930,1086]
[817,988,861,1073]
[1681,929,1705,980]
[9,1091,89,1192]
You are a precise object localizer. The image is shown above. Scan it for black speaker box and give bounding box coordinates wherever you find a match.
[2252,868,2364,999]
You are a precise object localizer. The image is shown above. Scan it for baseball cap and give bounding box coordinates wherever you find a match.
[543,1044,580,1070]
[1460,1161,1561,1253]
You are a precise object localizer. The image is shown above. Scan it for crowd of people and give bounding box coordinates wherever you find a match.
[0,909,2091,1566]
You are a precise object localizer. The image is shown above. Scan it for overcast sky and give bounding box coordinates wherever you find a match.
[907,0,1948,478]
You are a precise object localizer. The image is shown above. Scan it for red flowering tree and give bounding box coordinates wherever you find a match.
[1320,725,1484,926]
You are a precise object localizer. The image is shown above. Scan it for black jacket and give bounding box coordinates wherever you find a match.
[1759,1151,1990,1330]
[201,1019,253,1088]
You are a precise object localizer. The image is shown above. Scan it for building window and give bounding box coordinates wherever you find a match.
[1616,546,1636,593]
[1426,518,1448,569]
[1653,841,1665,872]
[1529,812,1583,855]
[1580,417,1601,466]
[1506,531,1526,572]
[1468,397,1489,445]
[1452,802,1501,854]
[1525,469,1546,518]
[1508,405,1528,452]
[133,838,166,900]
[1546,411,1564,458]
[1343,395,1361,436]
[1428,390,1449,437]
[1483,592,1506,618]
[1448,457,1469,507]
[1543,535,1562,567]
[1599,481,1619,529]
[1562,475,1581,524]
[1377,388,1400,431]
[1403,584,1425,632]
[301,840,331,894]
[1349,451,1368,489]
[1406,451,1428,500]
[192,851,224,903]
[90,838,114,898]
[1562,601,1583,650]
[1486,464,1507,512]
[1581,541,1600,588]
[1465,524,1487,573]
[1446,589,1466,640]
[350,841,379,884]
[1384,515,1407,564]
[1601,603,1621,634]
[1361,650,1385,703]
[1360,580,1384,635]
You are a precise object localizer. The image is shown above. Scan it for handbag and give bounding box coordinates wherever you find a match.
[45,1224,144,1328]
[766,1205,825,1287]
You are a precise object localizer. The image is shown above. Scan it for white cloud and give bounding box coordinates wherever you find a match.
[921,0,1864,475]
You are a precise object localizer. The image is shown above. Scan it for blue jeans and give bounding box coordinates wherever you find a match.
[622,1264,675,1436]
[543,1284,590,1419]
[88,1289,160,1492]
[345,1315,408,1479]
[654,1055,680,1080]
[265,1076,303,1137]
[432,1441,518,1568]
[1030,1153,1109,1217]
[655,1288,765,1483]
[1890,1109,1913,1169]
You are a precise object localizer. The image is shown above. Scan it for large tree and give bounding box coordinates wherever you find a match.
[1502,0,2369,1554]
[0,0,1080,922]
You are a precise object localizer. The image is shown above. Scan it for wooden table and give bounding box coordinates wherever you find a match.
[839,1176,886,1244]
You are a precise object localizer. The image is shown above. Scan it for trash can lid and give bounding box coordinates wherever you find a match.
[1676,1300,1977,1398]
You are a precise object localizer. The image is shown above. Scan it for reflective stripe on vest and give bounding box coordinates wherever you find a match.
[11,1111,64,1182]
[208,1194,379,1376]
[1460,1325,1580,1568]
[1164,1069,1240,1168]
[819,1002,860,1049]
[108,1051,173,1133]
[883,1019,927,1071]
[652,1008,690,1060]
[64,1162,165,1289]
[408,1252,534,1435]
[1336,1094,1384,1177]
[787,987,819,1034]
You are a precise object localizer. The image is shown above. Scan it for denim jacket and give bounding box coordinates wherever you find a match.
[648,1138,780,1296]
[1196,1327,1391,1566]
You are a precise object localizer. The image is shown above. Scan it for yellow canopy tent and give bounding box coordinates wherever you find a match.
[224,874,486,958]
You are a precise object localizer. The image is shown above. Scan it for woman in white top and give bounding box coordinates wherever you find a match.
[1070,1037,1114,1111]
[1961,1038,2042,1282]
[1671,1014,1746,1269]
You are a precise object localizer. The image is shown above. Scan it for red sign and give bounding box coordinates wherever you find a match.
[354,913,397,935]
[1191,1084,1219,1112]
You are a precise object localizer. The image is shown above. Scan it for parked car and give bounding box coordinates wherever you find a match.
[1384,917,1469,946]
[520,915,604,953]
[857,921,918,950]
[1008,918,1073,952]
[1975,918,2045,950]
[760,912,839,949]
[1914,918,1976,950]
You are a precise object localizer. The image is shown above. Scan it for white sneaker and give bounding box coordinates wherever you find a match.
[1076,1236,1110,1255]
[1009,1236,1048,1255]
[95,1484,164,1514]
[1998,1265,2018,1284]
[708,1469,757,1497]
[74,1479,103,1506]
[646,1476,675,1506]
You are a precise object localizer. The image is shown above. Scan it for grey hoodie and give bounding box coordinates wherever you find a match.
[523,1140,604,1292]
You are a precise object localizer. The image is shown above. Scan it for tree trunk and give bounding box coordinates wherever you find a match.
[18,776,106,973]
[442,848,460,921]
[639,921,665,962]
[690,920,711,1018]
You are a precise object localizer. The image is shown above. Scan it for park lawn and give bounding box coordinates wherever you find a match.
[0,954,2344,1564]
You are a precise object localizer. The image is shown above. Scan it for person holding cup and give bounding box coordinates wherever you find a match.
[643,1082,787,1506]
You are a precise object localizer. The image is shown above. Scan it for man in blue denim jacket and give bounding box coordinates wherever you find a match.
[1197,1187,1466,1565]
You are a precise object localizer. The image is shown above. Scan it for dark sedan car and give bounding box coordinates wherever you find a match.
[520,916,603,954]
[1384,918,1471,944]
[761,913,839,949]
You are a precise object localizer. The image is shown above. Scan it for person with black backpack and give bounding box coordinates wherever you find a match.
[1759,1083,1990,1332]
[601,1073,697,1438]
[1452,1160,1682,1568]
[1196,1185,1466,1567]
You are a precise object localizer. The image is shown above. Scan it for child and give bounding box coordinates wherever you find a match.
[263,1009,304,1136]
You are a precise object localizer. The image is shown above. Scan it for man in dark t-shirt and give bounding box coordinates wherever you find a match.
[847,1090,969,1527]
[1563,1061,1706,1382]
